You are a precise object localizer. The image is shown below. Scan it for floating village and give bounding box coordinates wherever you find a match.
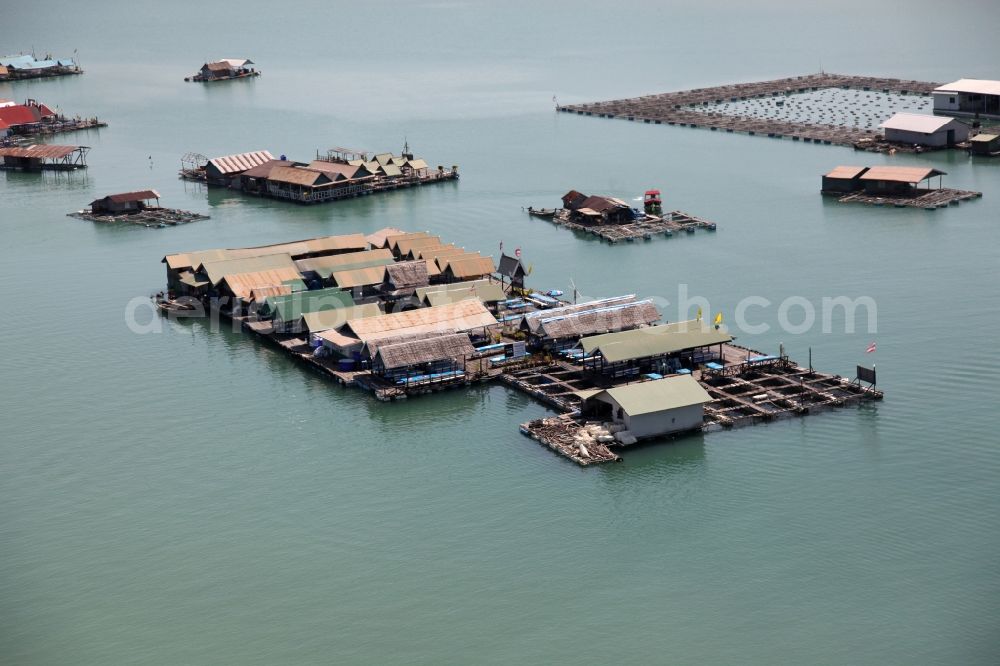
[155,228,883,465]
[6,58,1000,464]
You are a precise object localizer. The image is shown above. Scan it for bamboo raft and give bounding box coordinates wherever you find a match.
[70,208,209,227]
[558,73,941,149]
[551,209,717,243]
[831,188,983,209]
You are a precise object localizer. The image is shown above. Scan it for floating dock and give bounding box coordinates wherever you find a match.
[550,209,717,243]
[558,73,942,149]
[70,208,209,227]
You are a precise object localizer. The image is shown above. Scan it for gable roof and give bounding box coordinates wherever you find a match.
[585,375,712,416]
[90,190,161,206]
[300,303,381,333]
[879,113,957,134]
[497,253,525,280]
[859,166,946,184]
[295,249,394,279]
[240,159,298,179]
[375,333,475,371]
[307,160,373,180]
[393,235,441,257]
[207,150,274,175]
[198,253,297,286]
[344,299,497,343]
[265,288,355,323]
[385,231,431,250]
[933,79,1000,97]
[442,255,496,279]
[266,166,332,187]
[535,300,661,340]
[384,261,429,290]
[418,279,506,307]
[580,320,733,362]
[824,166,868,180]
[218,267,305,300]
[365,227,407,249]
[329,264,390,289]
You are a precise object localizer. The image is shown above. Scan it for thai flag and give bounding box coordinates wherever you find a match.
[866,342,877,353]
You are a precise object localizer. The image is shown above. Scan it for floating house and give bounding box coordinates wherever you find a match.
[577,375,713,442]
[879,113,969,147]
[204,151,275,186]
[858,166,947,196]
[189,59,257,82]
[371,333,476,383]
[579,320,733,380]
[89,190,160,215]
[821,166,869,194]
[0,99,58,134]
[933,79,1000,120]
[969,133,1000,156]
[0,54,80,79]
[0,144,89,170]
[300,304,382,341]
[239,159,300,194]
[440,255,496,283]
[561,191,635,225]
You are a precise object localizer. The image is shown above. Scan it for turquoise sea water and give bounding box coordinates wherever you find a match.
[2,2,999,663]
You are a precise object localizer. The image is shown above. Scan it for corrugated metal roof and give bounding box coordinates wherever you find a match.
[220,58,253,67]
[441,254,496,279]
[266,166,331,187]
[523,295,637,333]
[395,236,442,257]
[163,234,370,271]
[207,150,274,175]
[330,265,388,289]
[859,166,946,184]
[317,327,364,350]
[824,166,868,180]
[415,244,461,260]
[98,190,160,204]
[414,279,494,300]
[300,303,381,333]
[879,112,956,133]
[0,144,81,159]
[385,231,430,250]
[585,375,712,416]
[218,267,304,300]
[307,160,372,180]
[248,284,293,303]
[295,249,394,278]
[581,320,733,362]
[266,288,356,323]
[240,159,297,179]
[345,300,498,343]
[934,79,1000,97]
[420,280,505,307]
[381,164,403,177]
[537,300,661,340]
[365,227,406,248]
[199,253,297,286]
[0,106,39,126]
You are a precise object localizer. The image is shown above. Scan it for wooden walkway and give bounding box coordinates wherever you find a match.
[558,73,940,149]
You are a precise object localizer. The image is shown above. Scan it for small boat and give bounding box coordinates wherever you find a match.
[155,298,201,316]
[526,206,556,219]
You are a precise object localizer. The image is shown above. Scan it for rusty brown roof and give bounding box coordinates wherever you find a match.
[266,166,332,187]
[207,150,274,175]
[241,160,297,179]
[859,166,945,183]
[824,166,868,180]
[0,144,82,159]
[104,190,161,203]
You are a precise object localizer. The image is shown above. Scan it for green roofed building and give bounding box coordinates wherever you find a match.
[580,320,732,379]
[577,375,712,442]
[261,288,356,333]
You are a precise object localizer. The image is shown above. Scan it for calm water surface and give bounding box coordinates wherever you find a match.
[2,1,999,663]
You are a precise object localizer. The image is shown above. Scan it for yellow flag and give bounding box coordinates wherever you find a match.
[696,307,702,320]
[714,312,723,325]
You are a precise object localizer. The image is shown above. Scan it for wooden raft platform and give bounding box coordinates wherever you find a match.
[831,188,983,209]
[558,73,940,149]
[551,209,718,244]
[519,415,622,466]
[70,208,209,227]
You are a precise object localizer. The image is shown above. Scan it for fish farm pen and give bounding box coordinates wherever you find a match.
[156,228,882,467]
[70,190,209,228]
[558,73,946,150]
